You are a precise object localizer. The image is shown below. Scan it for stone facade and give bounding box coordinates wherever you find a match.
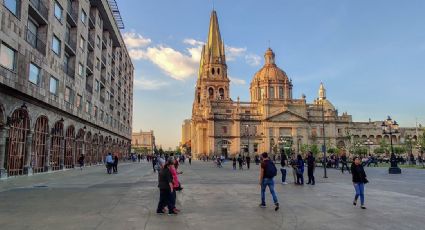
[0,0,133,178]
[131,130,155,153]
[183,10,419,159]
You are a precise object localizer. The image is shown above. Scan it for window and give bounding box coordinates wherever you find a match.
[269,87,275,99]
[52,35,61,56]
[49,76,59,95]
[78,63,84,76]
[85,101,91,113]
[106,91,110,100]
[27,20,38,48]
[4,0,19,16]
[93,106,98,117]
[65,87,72,103]
[279,87,284,99]
[100,110,104,121]
[95,80,100,92]
[96,35,101,48]
[0,43,16,70]
[96,57,100,69]
[29,63,40,85]
[81,10,87,24]
[76,94,82,109]
[222,126,227,134]
[54,1,63,21]
[79,36,85,50]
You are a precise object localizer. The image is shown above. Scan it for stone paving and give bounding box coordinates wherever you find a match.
[0,161,424,230]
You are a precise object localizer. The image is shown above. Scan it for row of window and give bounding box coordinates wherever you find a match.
[257,86,286,100]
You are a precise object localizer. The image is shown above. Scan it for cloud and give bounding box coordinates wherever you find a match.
[134,77,169,90]
[183,38,205,46]
[229,76,246,85]
[225,46,247,61]
[123,32,152,48]
[245,54,262,66]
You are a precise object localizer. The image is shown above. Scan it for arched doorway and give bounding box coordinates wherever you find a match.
[32,116,48,173]
[219,140,230,158]
[75,129,85,165]
[98,135,104,163]
[64,126,75,168]
[50,121,64,171]
[92,134,98,164]
[85,132,92,165]
[7,108,30,176]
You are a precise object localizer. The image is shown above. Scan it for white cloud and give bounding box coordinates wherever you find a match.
[183,38,205,46]
[245,53,262,66]
[229,76,246,85]
[134,77,169,90]
[225,46,247,61]
[123,32,152,48]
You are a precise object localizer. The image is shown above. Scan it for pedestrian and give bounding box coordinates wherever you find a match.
[238,155,243,170]
[156,160,177,215]
[105,153,113,174]
[351,157,368,209]
[341,152,350,174]
[168,157,181,214]
[259,152,279,211]
[188,156,192,165]
[113,154,118,174]
[78,154,85,170]
[138,154,141,163]
[290,155,298,184]
[280,152,288,185]
[152,155,158,172]
[306,151,315,185]
[246,155,251,170]
[232,157,237,170]
[296,154,304,185]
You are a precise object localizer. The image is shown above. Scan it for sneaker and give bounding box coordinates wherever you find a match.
[275,203,280,211]
[168,211,178,216]
[361,205,366,209]
[353,201,357,206]
[156,211,165,215]
[259,204,266,208]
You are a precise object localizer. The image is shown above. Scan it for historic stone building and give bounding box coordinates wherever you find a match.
[131,130,155,153]
[0,0,133,177]
[183,10,419,159]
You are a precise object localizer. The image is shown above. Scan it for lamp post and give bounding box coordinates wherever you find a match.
[364,139,373,157]
[381,116,401,174]
[245,124,250,158]
[321,101,328,178]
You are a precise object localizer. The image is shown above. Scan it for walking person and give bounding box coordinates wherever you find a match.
[296,154,304,185]
[105,153,113,174]
[156,160,177,215]
[280,151,288,185]
[259,152,279,211]
[306,151,315,185]
[112,154,118,174]
[246,155,251,170]
[290,155,298,184]
[78,154,85,170]
[232,157,237,170]
[341,152,350,174]
[169,157,181,214]
[188,156,192,165]
[152,155,158,173]
[351,157,368,209]
[238,155,244,170]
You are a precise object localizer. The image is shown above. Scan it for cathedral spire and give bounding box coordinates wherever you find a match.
[206,10,225,63]
[319,82,326,100]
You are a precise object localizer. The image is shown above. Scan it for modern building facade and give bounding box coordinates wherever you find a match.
[183,10,419,159]
[131,130,155,153]
[0,0,134,178]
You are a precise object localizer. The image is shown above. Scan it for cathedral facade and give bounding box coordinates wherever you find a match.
[182,10,419,159]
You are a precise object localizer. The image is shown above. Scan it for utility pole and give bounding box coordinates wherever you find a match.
[321,102,328,178]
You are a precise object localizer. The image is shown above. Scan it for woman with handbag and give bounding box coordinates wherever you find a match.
[351,157,368,209]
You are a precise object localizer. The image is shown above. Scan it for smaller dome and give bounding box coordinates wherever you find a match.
[317,98,335,111]
[251,48,289,84]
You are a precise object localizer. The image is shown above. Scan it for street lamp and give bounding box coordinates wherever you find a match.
[245,124,250,158]
[381,116,401,174]
[321,101,328,178]
[364,139,373,157]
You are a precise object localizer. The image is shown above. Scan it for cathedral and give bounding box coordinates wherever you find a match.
[181,10,419,159]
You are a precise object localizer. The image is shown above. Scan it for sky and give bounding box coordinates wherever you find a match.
[116,0,425,149]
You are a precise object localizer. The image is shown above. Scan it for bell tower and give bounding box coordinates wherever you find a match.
[194,10,230,107]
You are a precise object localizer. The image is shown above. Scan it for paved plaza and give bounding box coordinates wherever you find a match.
[0,161,424,230]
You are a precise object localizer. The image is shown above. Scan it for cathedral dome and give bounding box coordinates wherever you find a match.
[251,48,290,84]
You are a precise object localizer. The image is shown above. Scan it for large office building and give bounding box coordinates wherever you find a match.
[0,0,134,177]
[183,10,419,159]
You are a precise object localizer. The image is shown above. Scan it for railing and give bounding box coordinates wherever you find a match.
[111,68,115,77]
[110,87,115,95]
[89,14,96,28]
[65,34,77,51]
[100,75,106,84]
[86,56,94,71]
[29,0,49,20]
[67,4,78,23]
[25,26,46,55]
[87,35,94,50]
[101,54,106,65]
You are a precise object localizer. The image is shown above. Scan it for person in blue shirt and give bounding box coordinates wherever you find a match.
[105,153,113,174]
[296,154,305,185]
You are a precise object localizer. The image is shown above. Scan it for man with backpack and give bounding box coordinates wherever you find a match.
[259,152,279,211]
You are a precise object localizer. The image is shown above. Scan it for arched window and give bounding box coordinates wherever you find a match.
[93,134,99,164]
[219,88,224,99]
[85,132,92,165]
[99,135,104,162]
[64,126,75,168]
[50,121,64,171]
[32,116,48,173]
[269,87,275,99]
[7,108,30,176]
[208,88,214,100]
[217,68,220,75]
[211,68,215,75]
[75,129,85,165]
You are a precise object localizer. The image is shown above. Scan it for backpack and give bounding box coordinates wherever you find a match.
[264,160,277,178]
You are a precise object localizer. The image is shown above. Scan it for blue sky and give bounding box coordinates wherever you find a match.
[117,0,425,149]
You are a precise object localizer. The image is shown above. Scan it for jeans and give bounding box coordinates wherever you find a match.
[157,189,174,212]
[297,171,304,184]
[170,189,177,208]
[353,183,365,205]
[280,168,287,183]
[307,167,315,184]
[341,162,349,173]
[261,178,278,205]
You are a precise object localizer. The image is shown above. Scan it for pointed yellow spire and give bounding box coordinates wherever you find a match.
[198,45,205,78]
[207,10,225,63]
[319,82,326,99]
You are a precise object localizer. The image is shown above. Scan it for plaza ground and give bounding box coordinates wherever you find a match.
[1,161,424,230]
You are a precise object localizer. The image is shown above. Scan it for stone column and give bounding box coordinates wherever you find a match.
[59,138,65,170]
[0,127,9,178]
[24,132,33,175]
[45,134,51,172]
